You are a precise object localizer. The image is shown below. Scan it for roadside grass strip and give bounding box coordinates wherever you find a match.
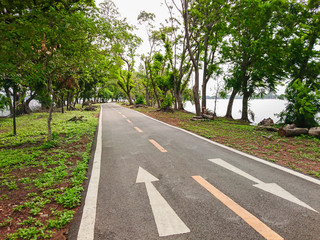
[0,107,99,239]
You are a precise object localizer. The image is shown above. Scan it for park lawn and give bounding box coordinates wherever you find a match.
[131,105,320,179]
[0,107,99,240]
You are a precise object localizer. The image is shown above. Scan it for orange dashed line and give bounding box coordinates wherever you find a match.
[149,139,167,153]
[192,176,284,240]
[127,119,132,124]
[134,127,143,133]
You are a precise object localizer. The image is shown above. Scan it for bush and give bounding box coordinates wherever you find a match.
[135,95,146,105]
[160,92,173,110]
[279,79,320,128]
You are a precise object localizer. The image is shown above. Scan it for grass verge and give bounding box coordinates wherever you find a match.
[0,106,99,240]
[130,105,320,179]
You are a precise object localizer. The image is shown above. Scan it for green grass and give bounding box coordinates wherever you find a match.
[0,106,99,239]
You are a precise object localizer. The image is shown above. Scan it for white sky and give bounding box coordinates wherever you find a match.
[95,0,170,58]
[94,0,286,95]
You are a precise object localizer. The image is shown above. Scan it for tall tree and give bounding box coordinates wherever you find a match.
[179,0,202,116]
[221,0,286,122]
[280,0,320,128]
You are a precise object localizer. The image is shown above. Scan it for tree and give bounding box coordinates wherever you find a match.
[221,0,287,122]
[180,0,202,116]
[191,0,225,113]
[0,0,98,140]
[138,11,163,107]
[279,0,320,128]
[162,1,192,110]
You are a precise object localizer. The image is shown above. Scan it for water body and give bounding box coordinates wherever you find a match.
[0,100,41,117]
[184,99,287,125]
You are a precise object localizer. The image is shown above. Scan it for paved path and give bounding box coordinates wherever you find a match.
[69,103,320,240]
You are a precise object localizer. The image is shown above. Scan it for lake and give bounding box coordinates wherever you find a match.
[0,100,41,117]
[184,99,287,125]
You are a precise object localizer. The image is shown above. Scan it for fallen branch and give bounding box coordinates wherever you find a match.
[278,126,308,137]
[256,126,278,132]
[68,116,84,122]
[309,127,320,137]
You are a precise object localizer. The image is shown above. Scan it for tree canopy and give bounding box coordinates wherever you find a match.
[1,0,319,130]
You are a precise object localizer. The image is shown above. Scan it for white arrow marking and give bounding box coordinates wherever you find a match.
[136,167,190,237]
[209,159,318,213]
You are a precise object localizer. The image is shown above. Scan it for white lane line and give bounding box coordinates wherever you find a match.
[125,106,320,186]
[77,106,102,240]
[209,158,317,212]
[136,167,190,237]
[210,158,263,184]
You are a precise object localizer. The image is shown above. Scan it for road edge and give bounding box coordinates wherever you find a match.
[123,105,320,186]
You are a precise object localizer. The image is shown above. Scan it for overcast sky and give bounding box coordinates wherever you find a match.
[94,0,286,95]
[96,0,171,57]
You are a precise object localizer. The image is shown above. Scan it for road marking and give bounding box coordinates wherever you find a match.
[77,106,103,240]
[134,127,143,133]
[129,107,320,186]
[127,119,132,124]
[122,114,127,118]
[136,167,190,237]
[149,139,167,152]
[192,176,284,240]
[209,158,317,212]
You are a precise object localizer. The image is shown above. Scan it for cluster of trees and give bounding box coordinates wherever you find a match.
[132,0,320,128]
[0,0,142,138]
[1,0,319,137]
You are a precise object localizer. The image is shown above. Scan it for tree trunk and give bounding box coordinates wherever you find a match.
[146,88,150,106]
[201,80,207,113]
[176,92,184,110]
[127,91,133,105]
[278,127,308,137]
[226,89,238,119]
[47,76,55,141]
[193,70,201,116]
[61,93,64,114]
[309,127,320,137]
[13,86,17,136]
[25,94,35,114]
[241,91,250,122]
[213,90,219,116]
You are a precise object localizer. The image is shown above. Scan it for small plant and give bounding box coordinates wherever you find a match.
[26,193,38,199]
[0,217,13,228]
[0,194,9,201]
[56,186,83,208]
[6,226,52,240]
[46,210,74,230]
[20,217,37,226]
[29,207,42,216]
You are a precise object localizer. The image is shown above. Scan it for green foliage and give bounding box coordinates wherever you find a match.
[135,95,146,105]
[0,93,10,110]
[160,92,174,110]
[56,186,83,208]
[182,88,195,104]
[280,79,320,128]
[0,109,98,239]
[46,210,74,230]
[6,226,52,240]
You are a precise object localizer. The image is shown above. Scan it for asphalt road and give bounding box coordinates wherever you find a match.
[69,103,320,240]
